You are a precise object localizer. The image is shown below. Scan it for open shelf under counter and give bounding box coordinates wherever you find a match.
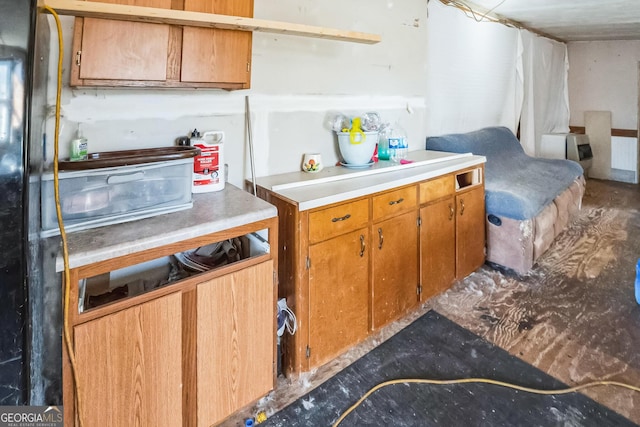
[78,230,271,316]
[54,183,279,323]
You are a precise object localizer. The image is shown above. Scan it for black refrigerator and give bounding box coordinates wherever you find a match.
[0,0,49,405]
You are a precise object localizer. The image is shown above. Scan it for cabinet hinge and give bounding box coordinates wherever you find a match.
[75,50,82,66]
[306,256,311,270]
[306,345,311,359]
[417,217,422,227]
[417,284,422,296]
[247,62,251,72]
[273,270,278,285]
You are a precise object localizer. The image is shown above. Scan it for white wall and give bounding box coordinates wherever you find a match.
[567,40,640,129]
[43,1,429,187]
[425,0,522,137]
[567,40,639,183]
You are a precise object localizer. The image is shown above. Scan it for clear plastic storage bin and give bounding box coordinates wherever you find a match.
[42,154,195,237]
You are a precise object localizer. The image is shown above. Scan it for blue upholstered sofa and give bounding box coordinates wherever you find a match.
[426,126,585,274]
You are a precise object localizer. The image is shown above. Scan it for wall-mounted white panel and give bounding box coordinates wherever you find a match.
[611,136,638,171]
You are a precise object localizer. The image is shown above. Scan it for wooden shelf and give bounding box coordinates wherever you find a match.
[39,0,381,45]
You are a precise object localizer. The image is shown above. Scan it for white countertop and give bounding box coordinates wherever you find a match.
[55,184,277,271]
[256,150,486,211]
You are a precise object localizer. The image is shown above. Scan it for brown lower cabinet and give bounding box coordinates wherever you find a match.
[192,261,275,426]
[420,196,456,298]
[63,218,278,426]
[420,172,486,299]
[308,228,369,368]
[371,188,420,331]
[455,185,486,278]
[256,165,486,375]
[74,292,183,427]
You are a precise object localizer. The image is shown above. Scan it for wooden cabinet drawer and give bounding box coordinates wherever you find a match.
[420,174,455,204]
[309,199,369,244]
[372,186,417,221]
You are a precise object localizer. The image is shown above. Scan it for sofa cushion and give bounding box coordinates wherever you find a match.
[426,126,584,220]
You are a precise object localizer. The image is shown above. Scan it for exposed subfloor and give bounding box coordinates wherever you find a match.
[222,178,640,426]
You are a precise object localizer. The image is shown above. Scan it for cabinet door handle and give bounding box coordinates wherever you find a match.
[459,199,465,216]
[359,234,366,257]
[388,197,404,206]
[331,213,351,223]
[448,203,454,220]
[378,227,384,249]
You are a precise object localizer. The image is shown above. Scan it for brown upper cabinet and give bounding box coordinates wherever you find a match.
[70,0,253,89]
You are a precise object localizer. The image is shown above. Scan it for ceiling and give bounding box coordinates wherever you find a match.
[459,0,640,42]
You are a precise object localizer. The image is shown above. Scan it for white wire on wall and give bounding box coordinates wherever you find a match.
[442,0,509,23]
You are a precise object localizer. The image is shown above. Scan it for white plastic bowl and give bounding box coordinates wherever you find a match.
[337,131,379,165]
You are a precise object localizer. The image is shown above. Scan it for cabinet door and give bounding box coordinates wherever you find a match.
[371,210,419,330]
[308,229,368,368]
[74,292,182,427]
[196,260,275,426]
[456,186,486,278]
[181,0,253,85]
[75,0,171,82]
[420,197,456,299]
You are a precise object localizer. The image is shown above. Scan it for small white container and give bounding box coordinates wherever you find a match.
[191,130,225,193]
[302,153,323,173]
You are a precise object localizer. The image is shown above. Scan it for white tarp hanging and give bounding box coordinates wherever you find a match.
[519,30,570,156]
[425,0,523,137]
[425,1,570,152]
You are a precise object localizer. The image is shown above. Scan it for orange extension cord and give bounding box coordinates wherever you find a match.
[43,5,85,427]
[333,377,640,426]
